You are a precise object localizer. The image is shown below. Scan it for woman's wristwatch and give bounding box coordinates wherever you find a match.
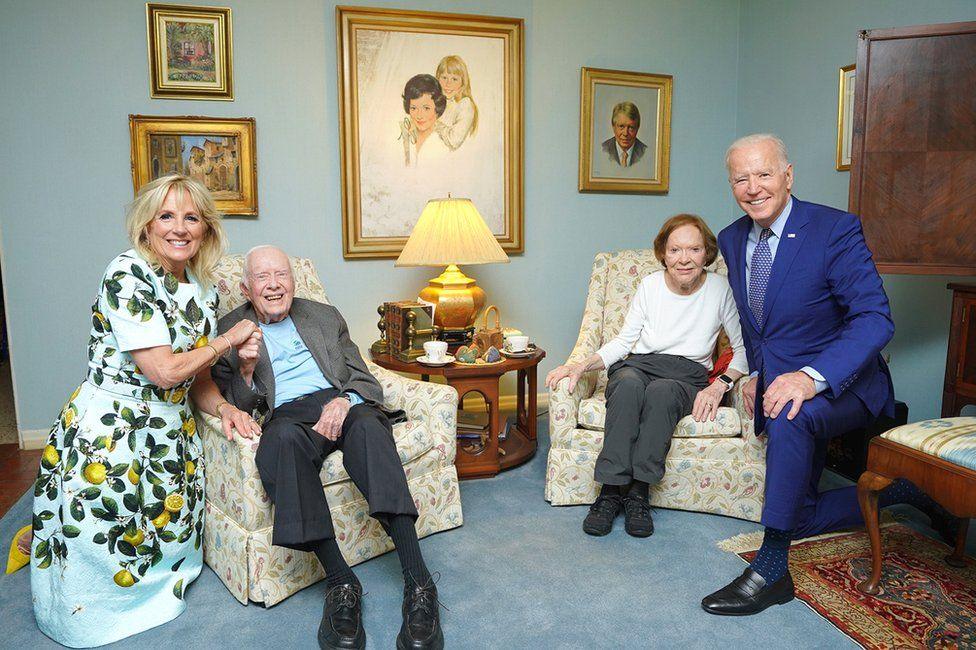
[716,374,735,392]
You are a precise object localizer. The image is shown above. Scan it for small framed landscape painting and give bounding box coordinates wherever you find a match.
[146,3,233,101]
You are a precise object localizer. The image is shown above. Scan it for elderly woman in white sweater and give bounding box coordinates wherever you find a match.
[546,214,748,538]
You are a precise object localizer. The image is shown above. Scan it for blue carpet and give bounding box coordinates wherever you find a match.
[2,419,973,648]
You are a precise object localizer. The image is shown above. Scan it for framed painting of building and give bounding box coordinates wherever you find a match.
[336,6,524,259]
[129,115,257,216]
[578,67,672,194]
[146,3,234,101]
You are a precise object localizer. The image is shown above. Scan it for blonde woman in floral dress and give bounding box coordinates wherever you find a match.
[31,174,261,648]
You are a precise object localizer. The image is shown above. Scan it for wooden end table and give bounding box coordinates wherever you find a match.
[370,348,545,479]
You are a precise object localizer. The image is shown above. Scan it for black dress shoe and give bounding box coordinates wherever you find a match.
[583,494,623,536]
[701,568,795,616]
[318,583,365,650]
[623,495,654,537]
[397,577,444,650]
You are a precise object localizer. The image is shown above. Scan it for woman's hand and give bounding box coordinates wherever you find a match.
[223,319,259,347]
[219,403,262,441]
[692,381,728,423]
[546,364,585,393]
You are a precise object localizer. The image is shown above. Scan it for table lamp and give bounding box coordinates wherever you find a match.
[395,197,509,345]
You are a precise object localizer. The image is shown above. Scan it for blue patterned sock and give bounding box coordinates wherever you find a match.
[750,527,792,583]
[879,478,959,543]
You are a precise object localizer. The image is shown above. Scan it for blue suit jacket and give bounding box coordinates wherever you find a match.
[717,197,895,428]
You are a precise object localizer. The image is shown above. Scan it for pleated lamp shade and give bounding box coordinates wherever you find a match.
[395,197,509,267]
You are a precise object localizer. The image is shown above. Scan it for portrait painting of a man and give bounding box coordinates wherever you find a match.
[579,68,672,193]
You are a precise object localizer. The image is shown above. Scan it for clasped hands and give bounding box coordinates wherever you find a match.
[741,371,816,421]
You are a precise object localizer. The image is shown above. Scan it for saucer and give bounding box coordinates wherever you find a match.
[417,354,454,367]
[500,344,537,358]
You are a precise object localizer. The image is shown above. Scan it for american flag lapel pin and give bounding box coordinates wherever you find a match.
[787,233,796,238]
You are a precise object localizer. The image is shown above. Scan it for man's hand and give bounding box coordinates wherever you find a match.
[763,371,816,421]
[692,381,727,422]
[237,331,262,385]
[313,397,352,441]
[742,376,758,418]
[220,404,262,441]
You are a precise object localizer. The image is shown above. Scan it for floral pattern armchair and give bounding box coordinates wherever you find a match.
[545,249,765,522]
[200,255,462,606]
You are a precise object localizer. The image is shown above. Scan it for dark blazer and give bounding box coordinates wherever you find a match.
[601,137,647,166]
[212,298,383,420]
[717,197,895,429]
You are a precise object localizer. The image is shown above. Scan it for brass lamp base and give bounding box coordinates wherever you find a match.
[418,264,486,334]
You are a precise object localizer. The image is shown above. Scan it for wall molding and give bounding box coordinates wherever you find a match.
[20,428,47,450]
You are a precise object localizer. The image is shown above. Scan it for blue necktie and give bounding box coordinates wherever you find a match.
[749,228,773,327]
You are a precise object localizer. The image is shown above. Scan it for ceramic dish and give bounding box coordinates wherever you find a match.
[500,344,538,358]
[416,354,455,367]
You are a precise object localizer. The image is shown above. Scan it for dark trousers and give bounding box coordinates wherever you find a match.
[595,354,708,486]
[254,388,418,551]
[761,389,873,537]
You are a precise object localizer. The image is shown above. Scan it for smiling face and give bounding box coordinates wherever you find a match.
[728,140,794,228]
[612,113,639,151]
[438,71,463,98]
[146,187,206,279]
[409,94,438,134]
[663,224,707,294]
[242,247,295,324]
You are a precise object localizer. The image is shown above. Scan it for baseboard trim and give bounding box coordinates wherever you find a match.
[460,392,549,414]
[20,429,47,450]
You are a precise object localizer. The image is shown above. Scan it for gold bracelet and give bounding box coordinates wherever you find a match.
[215,400,230,417]
[218,334,232,355]
[205,344,220,367]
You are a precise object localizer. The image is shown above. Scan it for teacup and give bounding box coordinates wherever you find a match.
[423,340,448,362]
[505,335,529,352]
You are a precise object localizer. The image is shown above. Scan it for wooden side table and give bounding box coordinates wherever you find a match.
[370,348,545,479]
[942,284,976,417]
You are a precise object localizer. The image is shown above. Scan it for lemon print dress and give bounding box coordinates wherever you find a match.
[31,250,216,648]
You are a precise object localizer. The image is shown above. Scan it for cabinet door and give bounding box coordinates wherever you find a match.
[960,300,976,390]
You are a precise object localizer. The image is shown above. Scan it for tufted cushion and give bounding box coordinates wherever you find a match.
[881,417,976,472]
[577,395,741,438]
[212,254,330,317]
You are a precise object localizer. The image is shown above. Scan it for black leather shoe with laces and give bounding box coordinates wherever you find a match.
[318,583,366,650]
[397,576,444,650]
[623,495,654,537]
[583,494,623,536]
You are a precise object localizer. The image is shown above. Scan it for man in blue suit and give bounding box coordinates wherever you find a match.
[701,134,952,616]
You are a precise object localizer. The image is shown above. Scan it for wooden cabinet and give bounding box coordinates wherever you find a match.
[942,284,976,417]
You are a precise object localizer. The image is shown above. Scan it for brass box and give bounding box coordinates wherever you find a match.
[385,301,436,362]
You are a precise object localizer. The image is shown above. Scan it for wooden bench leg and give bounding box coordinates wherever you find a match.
[857,470,893,595]
[947,518,970,568]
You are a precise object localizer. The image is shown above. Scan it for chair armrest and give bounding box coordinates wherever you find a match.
[727,376,766,462]
[548,357,598,445]
[368,362,460,464]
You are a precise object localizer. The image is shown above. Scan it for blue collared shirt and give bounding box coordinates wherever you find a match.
[744,197,827,394]
[259,316,364,408]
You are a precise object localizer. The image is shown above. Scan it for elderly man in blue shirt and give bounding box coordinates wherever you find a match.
[213,245,443,650]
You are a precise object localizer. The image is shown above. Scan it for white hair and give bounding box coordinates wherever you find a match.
[242,245,288,286]
[725,133,790,175]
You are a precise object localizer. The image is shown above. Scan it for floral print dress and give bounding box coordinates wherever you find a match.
[31,250,217,648]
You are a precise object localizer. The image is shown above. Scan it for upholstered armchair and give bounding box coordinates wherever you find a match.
[199,255,462,606]
[545,249,765,522]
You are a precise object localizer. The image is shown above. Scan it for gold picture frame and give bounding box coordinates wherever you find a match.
[579,67,672,194]
[836,64,855,171]
[129,115,258,216]
[146,3,233,101]
[336,6,524,259]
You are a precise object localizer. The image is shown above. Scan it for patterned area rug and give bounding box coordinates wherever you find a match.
[724,524,976,648]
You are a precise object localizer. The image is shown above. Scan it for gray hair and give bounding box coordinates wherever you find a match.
[725,133,790,175]
[610,101,641,128]
[242,244,288,286]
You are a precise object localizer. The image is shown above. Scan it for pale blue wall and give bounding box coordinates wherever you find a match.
[0,0,740,430]
[736,0,976,420]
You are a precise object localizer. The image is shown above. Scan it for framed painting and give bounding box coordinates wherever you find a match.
[836,64,855,171]
[579,67,672,194]
[129,115,258,216]
[146,3,233,101]
[336,6,524,259]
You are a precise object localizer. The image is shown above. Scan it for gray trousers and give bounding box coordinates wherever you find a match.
[594,353,709,486]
